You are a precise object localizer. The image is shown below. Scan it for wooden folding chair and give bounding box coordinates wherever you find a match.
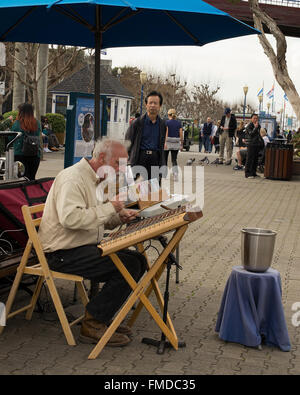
[0,204,89,346]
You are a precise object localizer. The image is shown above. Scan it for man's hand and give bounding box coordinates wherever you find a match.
[110,191,127,213]
[119,209,139,223]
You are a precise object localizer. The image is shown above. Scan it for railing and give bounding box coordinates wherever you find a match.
[243,0,300,7]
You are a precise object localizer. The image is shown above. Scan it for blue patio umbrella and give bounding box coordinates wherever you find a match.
[0,0,260,138]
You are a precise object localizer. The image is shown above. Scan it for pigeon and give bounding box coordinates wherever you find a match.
[186,158,195,166]
[211,158,221,165]
[199,156,210,165]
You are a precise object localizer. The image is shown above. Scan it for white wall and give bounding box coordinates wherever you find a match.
[107,97,131,141]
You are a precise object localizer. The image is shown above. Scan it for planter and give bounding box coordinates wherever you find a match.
[55,132,65,145]
[293,160,300,175]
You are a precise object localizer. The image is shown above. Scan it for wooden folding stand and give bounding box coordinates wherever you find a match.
[88,207,202,360]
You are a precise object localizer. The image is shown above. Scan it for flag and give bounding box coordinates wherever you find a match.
[257,87,263,97]
[284,93,288,101]
[267,85,274,99]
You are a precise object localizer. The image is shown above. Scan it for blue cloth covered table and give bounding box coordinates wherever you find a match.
[215,266,291,351]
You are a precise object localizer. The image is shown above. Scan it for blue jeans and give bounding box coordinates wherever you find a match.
[203,135,211,153]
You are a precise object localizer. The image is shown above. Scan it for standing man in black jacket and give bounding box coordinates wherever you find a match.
[125,91,166,182]
[218,107,237,165]
[244,113,262,178]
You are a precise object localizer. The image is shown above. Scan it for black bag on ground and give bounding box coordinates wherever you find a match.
[22,132,40,156]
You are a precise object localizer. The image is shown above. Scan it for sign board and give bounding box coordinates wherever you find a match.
[0,81,5,95]
[259,116,277,139]
[64,92,108,168]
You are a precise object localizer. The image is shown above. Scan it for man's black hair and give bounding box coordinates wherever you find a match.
[251,113,258,118]
[145,91,163,106]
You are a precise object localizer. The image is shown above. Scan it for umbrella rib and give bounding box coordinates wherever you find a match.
[0,7,35,40]
[164,11,201,46]
[53,4,94,31]
[103,9,141,32]
[101,7,128,31]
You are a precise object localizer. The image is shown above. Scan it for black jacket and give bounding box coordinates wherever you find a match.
[220,114,237,137]
[125,114,166,167]
[245,122,263,146]
[202,122,213,136]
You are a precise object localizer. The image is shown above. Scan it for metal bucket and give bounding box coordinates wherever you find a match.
[241,228,277,272]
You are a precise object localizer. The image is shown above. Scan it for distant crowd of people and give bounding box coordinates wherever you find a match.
[197,107,298,179]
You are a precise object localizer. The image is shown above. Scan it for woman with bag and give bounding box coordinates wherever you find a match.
[10,103,41,180]
[164,108,183,181]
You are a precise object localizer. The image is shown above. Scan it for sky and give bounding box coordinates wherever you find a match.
[102,33,300,120]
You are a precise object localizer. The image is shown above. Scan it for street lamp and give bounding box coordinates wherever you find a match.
[140,71,147,115]
[243,85,248,121]
[117,68,122,80]
[258,95,263,113]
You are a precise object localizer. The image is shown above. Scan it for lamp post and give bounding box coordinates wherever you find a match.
[258,95,263,113]
[140,71,147,115]
[117,67,121,80]
[243,85,248,121]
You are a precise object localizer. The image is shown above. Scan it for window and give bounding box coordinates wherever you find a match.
[114,99,119,122]
[106,98,112,121]
[55,95,68,116]
[126,100,130,123]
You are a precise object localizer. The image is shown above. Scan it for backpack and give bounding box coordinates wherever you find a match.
[22,132,40,156]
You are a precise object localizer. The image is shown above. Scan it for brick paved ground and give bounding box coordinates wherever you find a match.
[1,148,300,375]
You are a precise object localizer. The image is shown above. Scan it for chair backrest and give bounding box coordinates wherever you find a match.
[21,204,51,275]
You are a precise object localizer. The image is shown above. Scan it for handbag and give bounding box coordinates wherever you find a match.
[165,136,180,150]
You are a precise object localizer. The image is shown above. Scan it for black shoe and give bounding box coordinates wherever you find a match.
[233,165,243,170]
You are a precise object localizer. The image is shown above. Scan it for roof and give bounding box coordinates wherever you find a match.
[50,65,134,99]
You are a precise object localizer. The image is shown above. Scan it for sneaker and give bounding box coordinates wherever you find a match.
[44,148,52,153]
[247,176,255,179]
[233,165,243,170]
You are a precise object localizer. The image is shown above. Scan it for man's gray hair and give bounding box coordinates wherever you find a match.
[92,138,130,160]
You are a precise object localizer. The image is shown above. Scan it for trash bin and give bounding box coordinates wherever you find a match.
[264,141,293,180]
[241,228,277,272]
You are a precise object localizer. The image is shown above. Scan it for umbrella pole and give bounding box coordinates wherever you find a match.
[94,6,102,141]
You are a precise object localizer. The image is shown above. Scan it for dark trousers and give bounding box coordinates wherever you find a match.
[245,145,260,177]
[199,136,204,152]
[47,245,147,323]
[164,150,179,174]
[15,154,40,180]
[135,150,162,182]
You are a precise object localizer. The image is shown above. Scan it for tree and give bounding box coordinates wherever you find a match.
[191,83,226,122]
[7,44,86,119]
[248,0,300,121]
[12,43,26,111]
